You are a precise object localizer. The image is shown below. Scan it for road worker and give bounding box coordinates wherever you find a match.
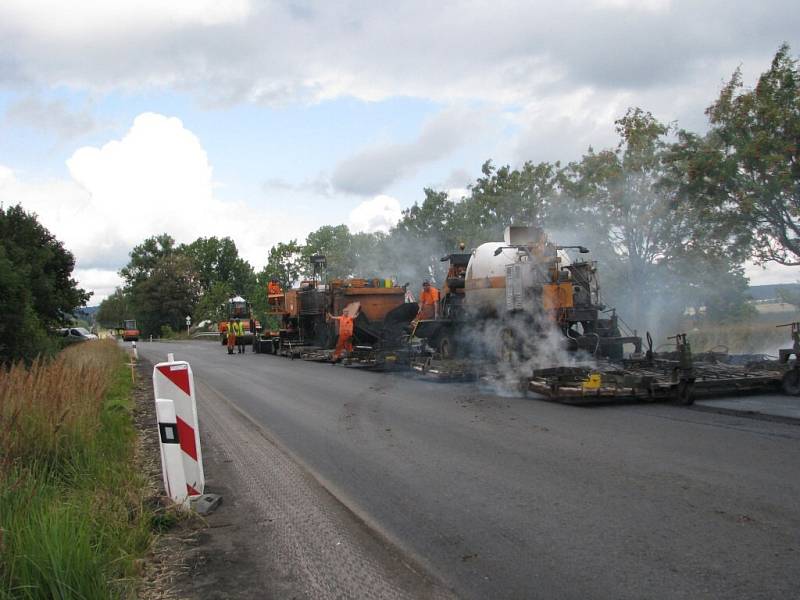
[226,318,236,355]
[268,279,283,309]
[328,312,354,363]
[234,318,246,354]
[417,279,440,321]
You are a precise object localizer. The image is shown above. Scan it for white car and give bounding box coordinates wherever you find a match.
[57,327,99,343]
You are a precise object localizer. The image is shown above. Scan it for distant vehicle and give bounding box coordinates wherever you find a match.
[218,296,259,345]
[57,327,98,343]
[121,319,139,341]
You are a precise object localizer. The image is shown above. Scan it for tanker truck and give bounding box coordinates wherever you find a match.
[413,225,641,361]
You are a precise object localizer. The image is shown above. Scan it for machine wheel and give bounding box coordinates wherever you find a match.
[781,368,800,396]
[676,380,695,405]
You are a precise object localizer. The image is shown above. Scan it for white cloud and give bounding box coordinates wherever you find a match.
[0,112,309,300]
[745,261,800,286]
[0,1,794,108]
[1,0,250,38]
[591,0,671,12]
[72,268,123,303]
[348,195,402,234]
[332,106,495,195]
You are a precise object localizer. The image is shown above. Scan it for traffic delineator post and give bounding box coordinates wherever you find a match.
[153,355,204,500]
[155,398,189,505]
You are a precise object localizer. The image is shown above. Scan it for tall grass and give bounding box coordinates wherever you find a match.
[0,340,153,599]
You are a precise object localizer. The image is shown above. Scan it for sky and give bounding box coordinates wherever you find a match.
[0,0,798,302]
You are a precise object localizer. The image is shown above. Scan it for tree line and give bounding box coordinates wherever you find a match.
[100,44,798,338]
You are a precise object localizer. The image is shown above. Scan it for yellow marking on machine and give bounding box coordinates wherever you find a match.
[582,373,602,390]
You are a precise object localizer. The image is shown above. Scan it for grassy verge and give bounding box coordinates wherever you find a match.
[0,340,153,599]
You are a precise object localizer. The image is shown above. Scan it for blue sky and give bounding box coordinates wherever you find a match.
[0,0,798,300]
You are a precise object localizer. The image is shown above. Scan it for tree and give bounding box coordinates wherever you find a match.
[96,289,132,328]
[558,109,675,328]
[701,43,800,266]
[458,160,558,243]
[560,108,750,332]
[394,189,458,248]
[302,225,356,279]
[0,205,89,362]
[180,236,255,296]
[119,234,176,288]
[192,281,234,324]
[131,253,200,336]
[261,240,304,289]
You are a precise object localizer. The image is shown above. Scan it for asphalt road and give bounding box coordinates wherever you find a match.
[140,340,800,599]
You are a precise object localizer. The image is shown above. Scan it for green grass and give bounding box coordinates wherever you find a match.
[0,341,154,599]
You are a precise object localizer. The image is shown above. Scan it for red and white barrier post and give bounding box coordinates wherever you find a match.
[155,398,188,503]
[153,353,204,504]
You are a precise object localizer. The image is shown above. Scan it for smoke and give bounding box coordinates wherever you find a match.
[349,228,450,292]
[460,297,596,396]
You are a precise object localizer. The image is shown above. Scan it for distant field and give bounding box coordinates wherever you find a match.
[680,310,800,355]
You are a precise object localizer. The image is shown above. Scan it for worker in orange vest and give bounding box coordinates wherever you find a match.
[417,279,440,321]
[328,312,355,363]
[268,279,282,296]
[267,279,282,308]
[226,318,237,355]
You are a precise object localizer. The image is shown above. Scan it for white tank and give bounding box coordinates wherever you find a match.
[464,242,573,314]
[464,243,512,314]
[466,243,508,280]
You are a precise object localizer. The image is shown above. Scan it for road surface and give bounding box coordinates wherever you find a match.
[140,340,800,599]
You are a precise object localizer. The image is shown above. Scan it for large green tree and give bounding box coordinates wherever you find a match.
[301,225,357,279]
[458,160,558,243]
[130,253,200,336]
[119,234,176,288]
[560,108,751,332]
[697,44,800,266]
[261,240,304,289]
[0,205,89,362]
[95,289,132,328]
[180,236,255,295]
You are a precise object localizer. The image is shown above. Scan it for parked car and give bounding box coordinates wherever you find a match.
[56,327,98,343]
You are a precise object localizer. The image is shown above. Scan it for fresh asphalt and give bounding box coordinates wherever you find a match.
[140,340,800,599]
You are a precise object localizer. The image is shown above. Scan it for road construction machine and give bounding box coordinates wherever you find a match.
[412,225,641,362]
[252,257,417,360]
[218,296,259,346]
[120,319,139,342]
